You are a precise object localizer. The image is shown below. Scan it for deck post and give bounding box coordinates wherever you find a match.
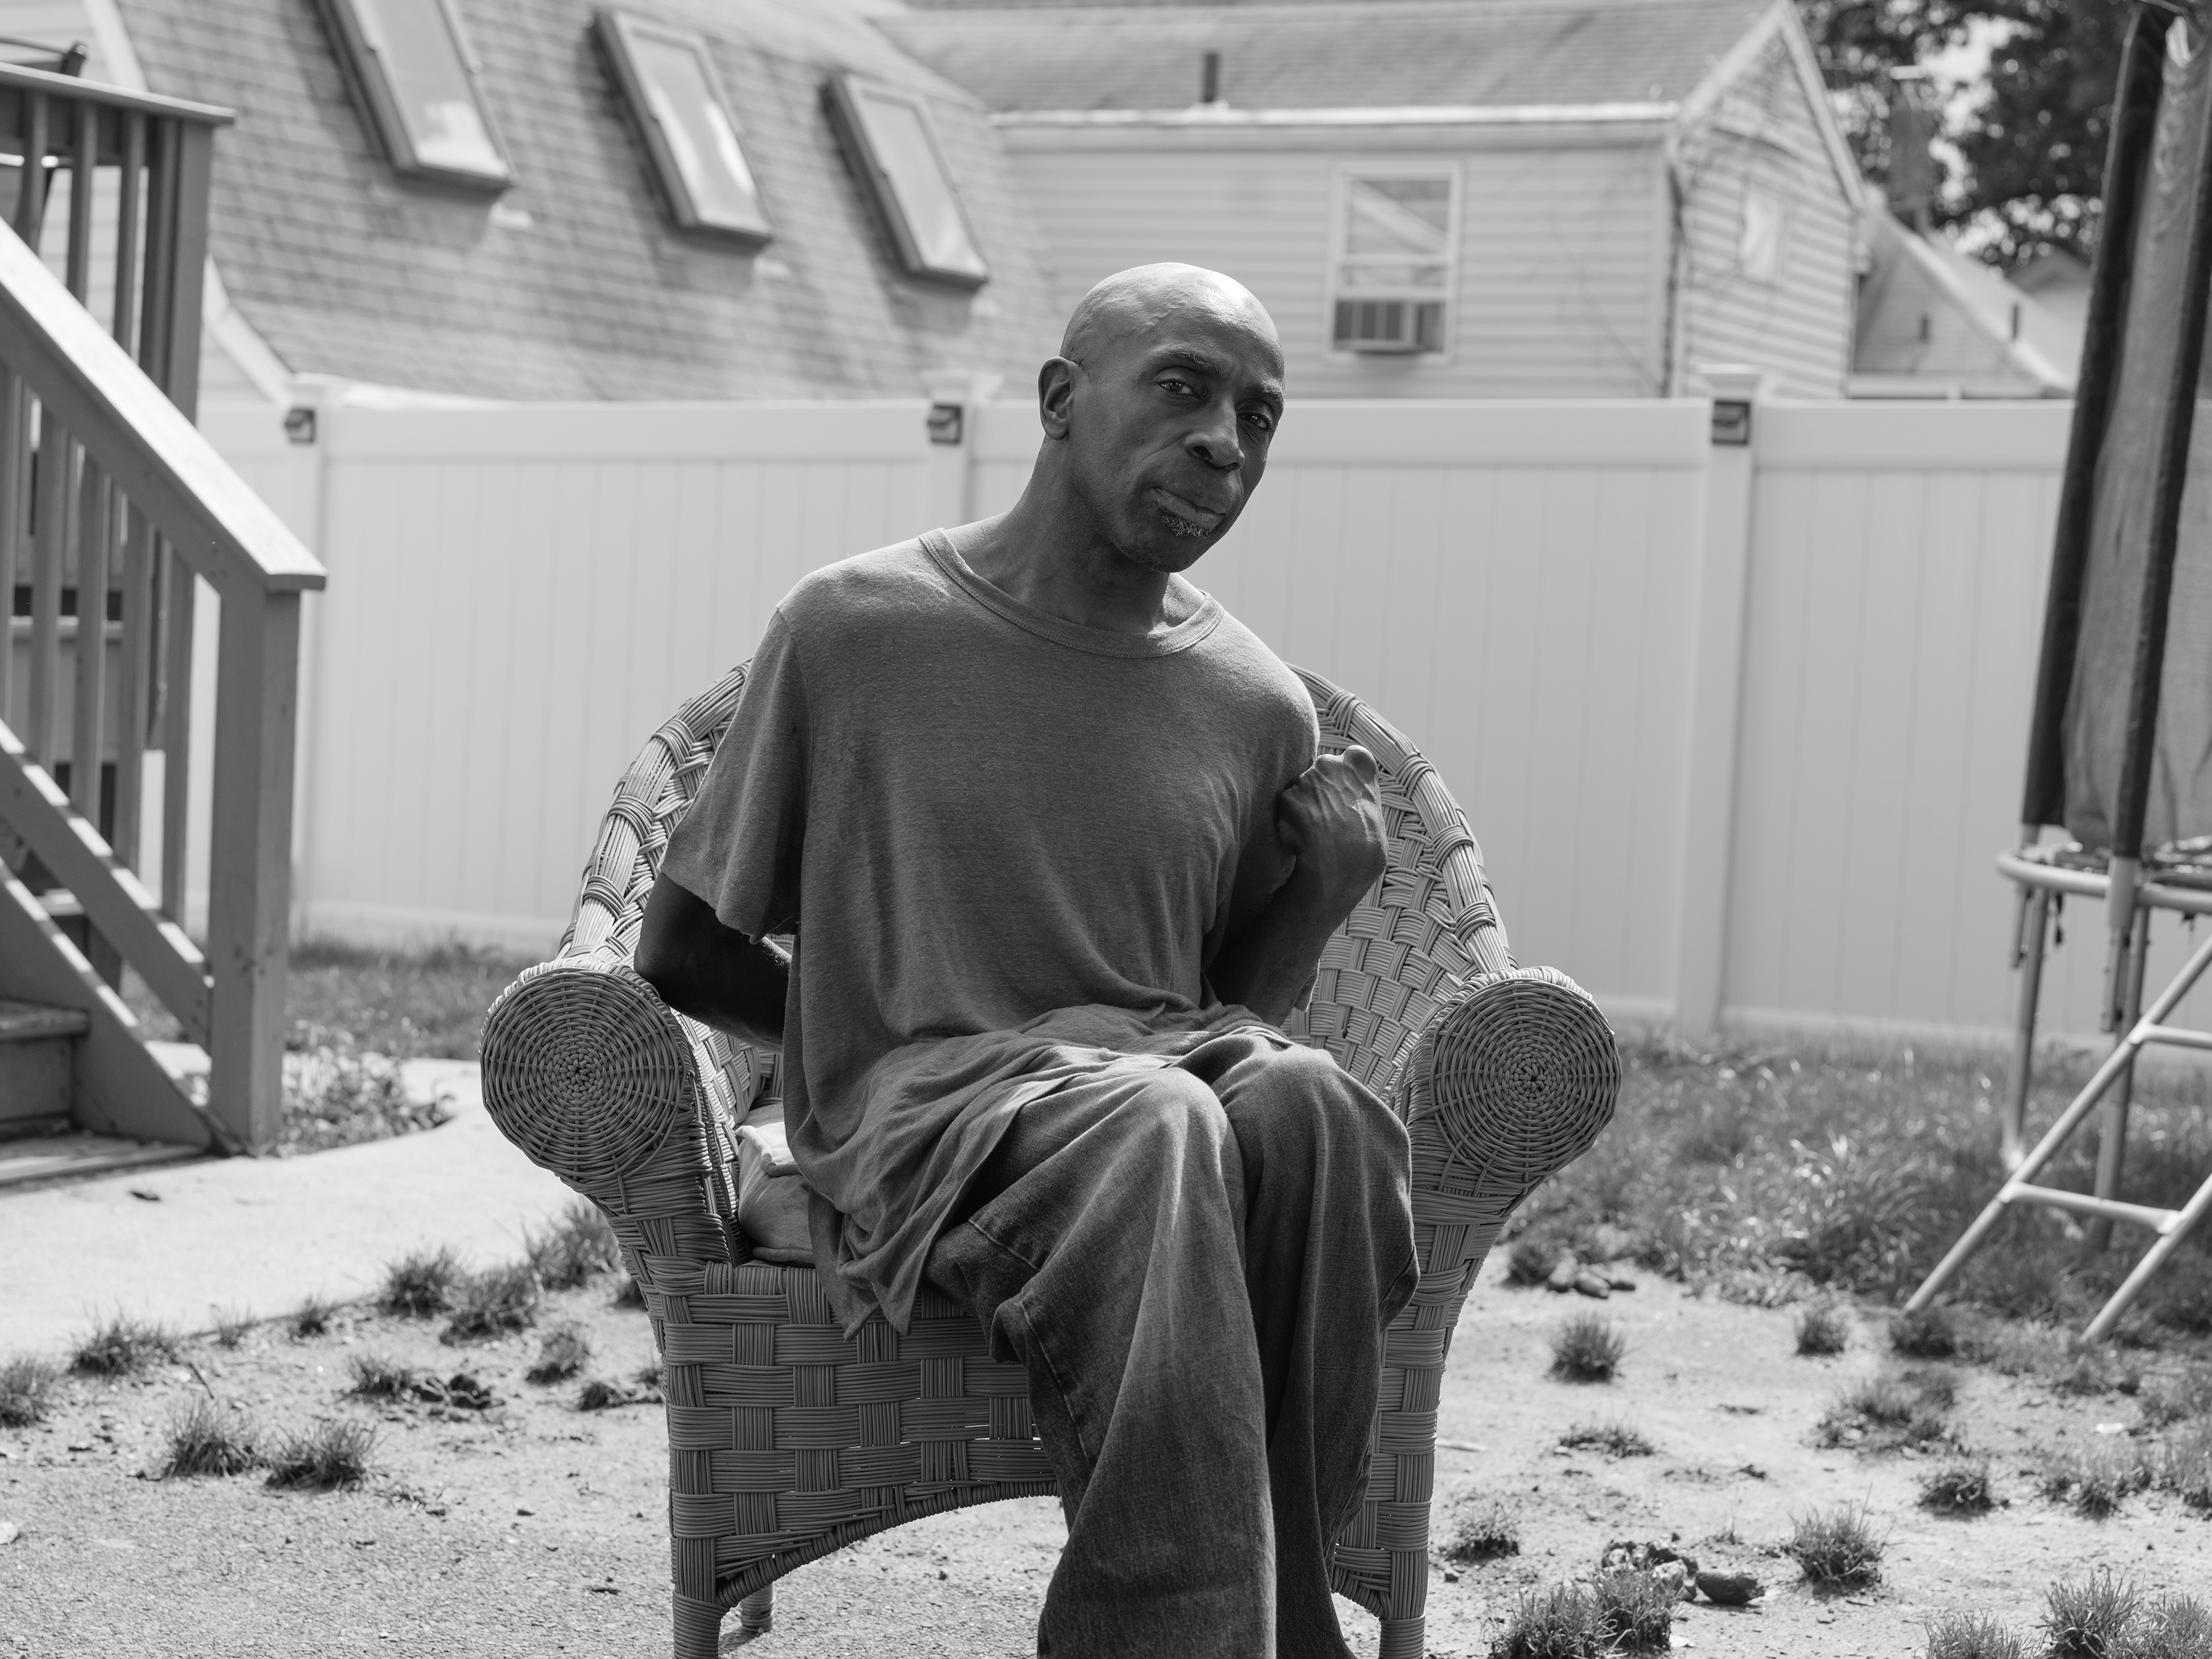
[203,584,302,1150]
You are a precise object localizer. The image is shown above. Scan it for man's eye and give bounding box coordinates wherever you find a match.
[1242,409,1275,433]
[1158,376,1197,397]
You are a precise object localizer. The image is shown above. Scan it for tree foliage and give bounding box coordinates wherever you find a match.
[1794,0,2137,270]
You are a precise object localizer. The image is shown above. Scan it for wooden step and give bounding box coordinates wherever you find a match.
[0,997,87,1136]
[0,1130,203,1190]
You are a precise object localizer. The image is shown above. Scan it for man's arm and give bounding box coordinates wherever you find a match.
[634,872,789,1049]
[1209,746,1386,1027]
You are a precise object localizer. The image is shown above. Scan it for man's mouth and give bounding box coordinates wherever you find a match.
[1147,486,1227,538]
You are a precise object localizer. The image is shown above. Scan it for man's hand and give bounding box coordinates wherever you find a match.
[1275,745,1386,912]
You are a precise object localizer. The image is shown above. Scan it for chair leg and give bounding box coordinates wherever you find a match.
[738,1585,774,1634]
[1377,1613,1425,1659]
[673,1592,723,1659]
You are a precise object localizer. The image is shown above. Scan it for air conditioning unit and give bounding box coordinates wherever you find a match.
[1333,298,1446,355]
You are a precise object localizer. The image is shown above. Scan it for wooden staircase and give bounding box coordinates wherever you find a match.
[0,63,324,1164]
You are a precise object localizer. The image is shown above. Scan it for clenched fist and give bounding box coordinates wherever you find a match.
[1275,744,1387,913]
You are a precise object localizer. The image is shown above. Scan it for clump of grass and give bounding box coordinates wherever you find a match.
[69,1312,179,1376]
[526,1200,620,1291]
[289,1293,339,1340]
[379,1246,462,1318]
[1795,1298,1851,1356]
[2042,1441,2150,1519]
[158,1396,261,1478]
[209,1306,255,1349]
[1891,1304,1958,1359]
[2043,1570,2141,1658]
[345,1353,420,1400]
[1922,1610,2023,1659]
[1784,1501,1884,1588]
[2138,1364,2212,1429]
[1549,1313,1625,1382]
[2128,1592,2212,1658]
[577,1378,630,1412]
[525,1324,590,1384]
[612,1273,646,1309]
[1918,1457,1994,1515]
[0,1355,62,1427]
[2151,1418,2212,1510]
[264,1418,375,1490]
[441,1260,540,1342]
[1494,1584,1602,1658]
[1438,1495,1520,1564]
[1817,1367,1955,1452]
[1559,1419,1654,1458]
[1592,1570,1676,1651]
[1506,1236,1563,1287]
[2054,1347,2139,1398]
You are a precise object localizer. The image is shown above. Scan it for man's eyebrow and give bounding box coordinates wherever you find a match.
[1147,347,1285,408]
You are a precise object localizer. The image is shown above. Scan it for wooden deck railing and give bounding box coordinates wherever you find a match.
[0,65,326,1152]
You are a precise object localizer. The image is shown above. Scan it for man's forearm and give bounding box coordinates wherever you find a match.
[634,874,789,1049]
[1209,867,1363,1027]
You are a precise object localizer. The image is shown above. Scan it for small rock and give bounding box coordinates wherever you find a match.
[126,1188,160,1202]
[515,1507,534,1517]
[1572,1271,1613,1300]
[1606,1274,1639,1292]
[1443,1569,1460,1584]
[1653,1561,1693,1601]
[64,1443,92,1454]
[0,1521,19,1545]
[1586,1223,1638,1260]
[1696,1570,1763,1606]
[1546,1258,1580,1294]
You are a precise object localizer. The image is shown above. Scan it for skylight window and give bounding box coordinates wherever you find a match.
[318,0,511,191]
[594,11,772,246]
[823,75,989,288]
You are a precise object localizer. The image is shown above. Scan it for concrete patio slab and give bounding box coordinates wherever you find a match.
[0,1062,577,1357]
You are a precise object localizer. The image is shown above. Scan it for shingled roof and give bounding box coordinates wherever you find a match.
[879,0,1777,115]
[113,0,1062,401]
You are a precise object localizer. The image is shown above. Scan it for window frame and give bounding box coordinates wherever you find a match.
[1324,162,1463,360]
[1736,181,1790,286]
[822,73,991,290]
[315,0,513,194]
[592,9,774,248]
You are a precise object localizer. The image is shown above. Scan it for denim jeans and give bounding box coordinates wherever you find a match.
[924,1027,1418,1658]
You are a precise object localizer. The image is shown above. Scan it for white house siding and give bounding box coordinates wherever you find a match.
[1675,34,1857,397]
[1000,122,1672,400]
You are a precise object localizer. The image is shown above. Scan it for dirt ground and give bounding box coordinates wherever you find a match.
[4,1261,2207,1659]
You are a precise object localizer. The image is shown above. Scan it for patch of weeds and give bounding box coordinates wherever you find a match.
[0,1355,62,1427]
[1438,1495,1519,1564]
[1593,1570,1675,1651]
[2137,1363,2212,1429]
[2055,1347,2140,1398]
[526,1200,620,1291]
[1784,1502,1884,1589]
[281,1022,451,1154]
[264,1418,375,1490]
[525,1324,590,1384]
[2127,1591,2212,1658]
[159,1396,261,1478]
[1817,1367,1956,1452]
[1960,1318,2072,1378]
[612,1273,646,1309]
[69,1311,180,1376]
[1506,1236,1562,1287]
[1795,1299,1850,1356]
[635,1360,664,1391]
[1891,1305,1958,1359]
[2043,1569,2141,1658]
[379,1246,462,1318]
[345,1353,420,1400]
[1674,1100,1755,1165]
[289,1293,339,1340]
[1493,1583,1603,1658]
[1922,1610,2024,1659]
[441,1260,540,1342]
[2150,1418,2212,1511]
[1549,1313,1624,1383]
[1918,1457,1994,1515]
[1559,1419,1654,1458]
[2041,1441,2150,1519]
[209,1306,255,1349]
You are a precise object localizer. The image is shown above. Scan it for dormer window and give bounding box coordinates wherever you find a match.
[823,75,988,288]
[594,10,773,246]
[317,0,511,191]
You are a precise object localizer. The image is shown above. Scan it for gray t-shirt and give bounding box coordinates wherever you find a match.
[659,531,1318,1330]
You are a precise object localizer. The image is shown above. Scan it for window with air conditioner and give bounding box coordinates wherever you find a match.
[316,0,511,191]
[1329,169,1458,356]
[594,10,774,246]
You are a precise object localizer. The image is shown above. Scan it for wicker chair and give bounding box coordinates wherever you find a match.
[481,659,1620,1659]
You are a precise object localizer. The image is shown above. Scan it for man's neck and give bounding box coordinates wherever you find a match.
[946,498,1201,636]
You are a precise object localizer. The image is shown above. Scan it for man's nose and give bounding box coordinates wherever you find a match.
[1186,397,1244,471]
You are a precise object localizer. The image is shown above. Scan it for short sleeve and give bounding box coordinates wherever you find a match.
[659,610,809,940]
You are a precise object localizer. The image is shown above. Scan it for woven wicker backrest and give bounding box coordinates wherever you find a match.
[557,658,1512,1139]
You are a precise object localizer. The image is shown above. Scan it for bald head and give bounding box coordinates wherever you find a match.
[1061,263,1282,375]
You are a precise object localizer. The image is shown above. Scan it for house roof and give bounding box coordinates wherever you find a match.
[111,0,1062,402]
[1851,207,2079,397]
[878,0,1775,115]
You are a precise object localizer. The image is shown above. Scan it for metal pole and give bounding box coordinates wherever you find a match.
[2003,884,2050,1170]
[2089,901,2153,1250]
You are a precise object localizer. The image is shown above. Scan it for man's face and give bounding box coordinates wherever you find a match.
[1059,295,1285,574]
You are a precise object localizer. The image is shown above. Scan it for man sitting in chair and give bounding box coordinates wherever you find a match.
[636,263,1416,1659]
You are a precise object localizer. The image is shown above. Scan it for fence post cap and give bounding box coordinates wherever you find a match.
[1696,364,1777,402]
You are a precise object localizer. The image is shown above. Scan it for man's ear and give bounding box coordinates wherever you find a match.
[1037,357,1077,440]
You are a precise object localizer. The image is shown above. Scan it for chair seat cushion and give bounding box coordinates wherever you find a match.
[735,1103,815,1264]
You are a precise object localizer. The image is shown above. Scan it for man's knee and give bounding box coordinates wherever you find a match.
[1216,1040,1405,1174]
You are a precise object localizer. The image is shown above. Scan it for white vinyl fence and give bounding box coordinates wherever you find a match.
[195,388,2173,1049]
